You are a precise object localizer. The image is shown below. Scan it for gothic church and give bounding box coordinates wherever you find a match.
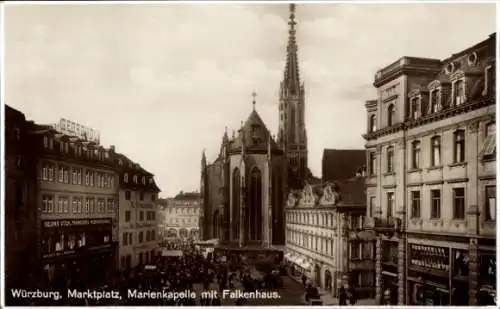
[200,4,311,248]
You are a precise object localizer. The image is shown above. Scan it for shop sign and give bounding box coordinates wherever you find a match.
[42,249,76,259]
[43,218,112,228]
[410,244,449,272]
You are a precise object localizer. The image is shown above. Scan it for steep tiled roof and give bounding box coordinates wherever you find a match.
[228,110,281,153]
[322,149,366,182]
[336,177,365,206]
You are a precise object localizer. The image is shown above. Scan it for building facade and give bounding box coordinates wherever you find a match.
[363,33,496,305]
[160,191,201,240]
[116,153,161,271]
[4,106,39,293]
[284,175,374,298]
[29,122,120,289]
[200,4,311,251]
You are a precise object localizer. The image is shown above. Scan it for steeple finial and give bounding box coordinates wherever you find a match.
[252,91,257,110]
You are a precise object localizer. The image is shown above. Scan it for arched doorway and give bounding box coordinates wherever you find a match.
[179,228,188,239]
[315,264,321,287]
[325,270,332,292]
[232,168,240,241]
[167,228,177,238]
[249,167,262,241]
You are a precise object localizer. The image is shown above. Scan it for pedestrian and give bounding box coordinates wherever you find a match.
[339,286,347,306]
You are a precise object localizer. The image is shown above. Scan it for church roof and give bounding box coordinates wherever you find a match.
[228,109,281,153]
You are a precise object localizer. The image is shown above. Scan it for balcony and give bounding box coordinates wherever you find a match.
[364,216,403,233]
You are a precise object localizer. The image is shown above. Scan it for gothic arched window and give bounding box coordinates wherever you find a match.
[232,168,240,241]
[249,167,262,241]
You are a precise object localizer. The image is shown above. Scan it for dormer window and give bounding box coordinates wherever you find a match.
[149,178,153,184]
[13,128,21,140]
[142,176,146,185]
[133,175,138,183]
[387,104,395,126]
[118,159,123,166]
[124,173,128,183]
[430,89,441,113]
[64,142,69,153]
[43,136,49,148]
[369,114,376,133]
[453,79,465,106]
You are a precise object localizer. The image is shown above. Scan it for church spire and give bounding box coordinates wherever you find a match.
[284,3,301,95]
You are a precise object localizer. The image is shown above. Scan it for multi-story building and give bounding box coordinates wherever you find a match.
[284,171,372,298]
[115,153,160,271]
[29,121,120,289]
[160,191,201,240]
[363,33,496,306]
[4,106,38,295]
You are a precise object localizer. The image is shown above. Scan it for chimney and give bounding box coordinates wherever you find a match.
[110,145,116,152]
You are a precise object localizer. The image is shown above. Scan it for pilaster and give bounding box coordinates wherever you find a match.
[468,238,479,305]
[375,237,382,304]
[397,235,406,305]
[467,120,480,235]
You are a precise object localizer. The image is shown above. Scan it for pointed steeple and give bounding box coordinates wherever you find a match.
[223,126,229,143]
[252,91,257,111]
[283,3,301,95]
[201,149,206,167]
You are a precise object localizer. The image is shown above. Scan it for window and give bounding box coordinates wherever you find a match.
[123,232,128,246]
[454,79,465,106]
[481,123,496,159]
[63,168,69,184]
[453,188,465,220]
[142,176,146,185]
[133,175,138,183]
[43,136,48,148]
[140,211,144,221]
[484,65,495,97]
[369,114,376,133]
[89,171,94,186]
[430,89,440,113]
[125,210,131,222]
[139,231,143,243]
[386,192,394,218]
[387,104,395,126]
[72,168,78,184]
[369,152,376,176]
[84,199,89,213]
[42,164,49,181]
[369,196,375,217]
[485,186,496,221]
[58,167,64,183]
[411,191,421,218]
[85,171,90,186]
[125,191,131,200]
[72,198,78,213]
[386,146,394,173]
[453,130,465,163]
[140,192,144,201]
[411,141,421,169]
[411,97,419,119]
[350,242,361,259]
[431,136,441,166]
[107,199,114,213]
[124,173,128,183]
[431,190,441,219]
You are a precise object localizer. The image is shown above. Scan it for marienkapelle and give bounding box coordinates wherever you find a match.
[67,289,121,300]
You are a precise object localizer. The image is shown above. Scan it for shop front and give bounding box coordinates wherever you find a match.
[478,253,496,305]
[40,218,116,289]
[407,243,451,306]
[284,252,311,280]
[380,240,398,305]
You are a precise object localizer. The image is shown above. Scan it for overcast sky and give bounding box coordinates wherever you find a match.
[5,2,496,197]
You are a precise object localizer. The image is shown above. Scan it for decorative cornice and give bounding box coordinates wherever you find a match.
[446,177,469,184]
[364,96,494,141]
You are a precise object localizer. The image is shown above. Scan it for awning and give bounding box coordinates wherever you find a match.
[161,250,183,257]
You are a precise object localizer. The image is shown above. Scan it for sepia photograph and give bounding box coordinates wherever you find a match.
[2,0,497,306]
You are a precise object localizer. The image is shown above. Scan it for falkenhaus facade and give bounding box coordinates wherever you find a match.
[363,33,496,306]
